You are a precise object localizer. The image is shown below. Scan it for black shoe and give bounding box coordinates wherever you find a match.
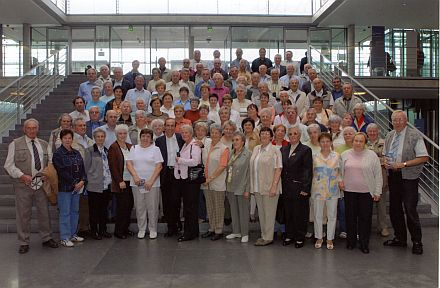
[294,241,304,248]
[360,246,370,254]
[42,239,59,248]
[412,242,423,255]
[224,218,232,226]
[178,236,195,242]
[114,233,127,239]
[126,230,135,237]
[91,232,102,240]
[211,234,223,241]
[383,238,407,247]
[77,230,90,238]
[346,244,355,250]
[177,222,183,232]
[164,231,177,238]
[19,245,29,254]
[100,231,112,238]
[283,239,293,246]
[201,231,214,238]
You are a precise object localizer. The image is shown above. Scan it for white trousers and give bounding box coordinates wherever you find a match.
[313,198,338,240]
[132,186,160,233]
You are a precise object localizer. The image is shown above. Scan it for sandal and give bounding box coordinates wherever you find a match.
[315,239,323,249]
[327,240,334,250]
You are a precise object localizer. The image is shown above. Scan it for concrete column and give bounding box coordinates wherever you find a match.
[347,24,355,76]
[0,24,3,77]
[406,30,418,77]
[188,26,194,59]
[23,23,31,73]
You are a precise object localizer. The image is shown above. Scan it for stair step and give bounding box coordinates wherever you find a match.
[0,206,59,219]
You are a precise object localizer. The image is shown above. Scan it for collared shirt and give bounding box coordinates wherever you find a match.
[179,80,195,94]
[280,74,302,88]
[74,133,93,150]
[195,80,214,97]
[260,74,271,83]
[99,95,115,104]
[174,98,192,111]
[69,110,90,122]
[113,78,123,88]
[385,126,428,162]
[289,142,300,157]
[332,89,343,100]
[194,74,204,85]
[78,80,103,103]
[4,136,44,179]
[174,140,201,179]
[253,144,282,193]
[268,79,283,100]
[86,100,106,120]
[166,82,189,102]
[160,105,175,118]
[166,134,179,167]
[125,87,152,112]
[230,58,251,71]
[97,145,112,188]
[98,124,132,149]
[210,86,230,106]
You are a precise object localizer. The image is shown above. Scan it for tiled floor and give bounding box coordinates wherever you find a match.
[0,228,437,288]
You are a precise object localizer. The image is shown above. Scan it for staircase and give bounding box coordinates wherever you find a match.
[0,74,438,233]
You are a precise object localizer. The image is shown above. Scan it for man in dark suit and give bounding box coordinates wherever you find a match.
[270,54,287,77]
[155,118,185,237]
[112,67,133,99]
[85,106,105,138]
[280,126,313,248]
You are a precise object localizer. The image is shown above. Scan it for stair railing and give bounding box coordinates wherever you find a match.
[0,46,68,142]
[309,45,439,212]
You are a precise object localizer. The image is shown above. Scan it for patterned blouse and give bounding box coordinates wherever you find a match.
[311,151,342,200]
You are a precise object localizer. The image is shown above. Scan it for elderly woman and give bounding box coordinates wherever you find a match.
[193,105,215,133]
[105,86,124,117]
[175,124,202,242]
[342,113,354,129]
[312,97,332,128]
[151,118,165,142]
[242,117,260,152]
[48,113,72,159]
[304,123,322,155]
[160,92,175,118]
[340,132,382,253]
[127,128,163,240]
[218,106,231,127]
[232,84,252,119]
[108,124,134,239]
[366,123,390,237]
[86,86,106,120]
[247,103,260,126]
[198,84,212,108]
[174,105,192,133]
[272,124,289,148]
[155,80,167,99]
[225,131,252,243]
[352,103,374,133]
[208,94,221,124]
[254,107,274,135]
[84,128,112,240]
[221,120,237,148]
[201,124,230,241]
[128,110,149,145]
[148,96,169,121]
[250,127,283,246]
[258,92,275,122]
[147,68,162,92]
[280,126,313,248]
[52,129,87,247]
[100,81,115,104]
[328,114,344,149]
[311,133,341,250]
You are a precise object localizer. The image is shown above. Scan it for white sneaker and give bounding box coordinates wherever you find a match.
[241,235,249,243]
[305,232,313,239]
[70,235,84,242]
[339,232,347,239]
[149,231,157,239]
[226,233,241,240]
[60,239,74,247]
[137,231,146,239]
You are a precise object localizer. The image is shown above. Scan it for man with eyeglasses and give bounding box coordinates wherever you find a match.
[86,106,105,138]
[4,118,59,253]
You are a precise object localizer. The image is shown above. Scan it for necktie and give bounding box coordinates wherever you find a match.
[389,132,401,161]
[31,140,41,171]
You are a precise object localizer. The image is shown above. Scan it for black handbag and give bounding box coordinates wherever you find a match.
[187,144,206,184]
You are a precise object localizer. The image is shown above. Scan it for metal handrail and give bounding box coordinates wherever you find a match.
[0,46,68,142]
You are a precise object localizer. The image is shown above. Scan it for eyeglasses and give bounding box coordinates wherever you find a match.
[90,111,100,114]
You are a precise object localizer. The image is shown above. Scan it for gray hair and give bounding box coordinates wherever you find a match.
[180,124,193,135]
[92,127,106,139]
[328,114,342,124]
[342,126,356,134]
[115,124,129,134]
[91,86,101,94]
[73,117,86,127]
[391,109,407,121]
[151,118,165,128]
[23,118,39,128]
[58,113,72,126]
[353,103,365,112]
[222,120,237,132]
[233,131,246,143]
[259,107,273,117]
[366,123,379,132]
[136,97,146,104]
[210,123,223,134]
[194,121,208,132]
[135,110,146,117]
[288,126,302,136]
[286,105,298,113]
[218,106,231,116]
[307,123,321,134]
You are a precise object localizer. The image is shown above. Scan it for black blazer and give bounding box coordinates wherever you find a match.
[270,65,287,77]
[280,142,313,199]
[112,78,133,98]
[155,133,184,173]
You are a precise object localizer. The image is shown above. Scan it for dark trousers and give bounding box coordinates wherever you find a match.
[198,189,207,221]
[160,168,181,233]
[179,179,200,238]
[88,188,111,234]
[388,171,422,243]
[114,182,133,235]
[344,191,373,247]
[284,196,309,242]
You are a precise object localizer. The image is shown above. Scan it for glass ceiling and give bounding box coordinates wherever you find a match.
[55,0,316,15]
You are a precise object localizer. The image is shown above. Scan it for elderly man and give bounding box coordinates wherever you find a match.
[179,68,195,94]
[251,47,273,73]
[332,83,363,118]
[207,50,226,71]
[225,66,239,91]
[124,60,144,88]
[301,108,328,132]
[71,118,94,238]
[383,110,429,255]
[117,101,134,125]
[70,96,90,122]
[230,48,250,72]
[78,68,103,102]
[287,78,307,117]
[190,50,205,69]
[86,106,105,138]
[210,58,228,80]
[301,68,319,95]
[282,50,300,76]
[280,64,302,88]
[210,72,230,106]
[128,110,149,145]
[166,70,189,101]
[274,105,309,142]
[181,58,195,78]
[112,67,132,97]
[268,68,283,100]
[98,65,112,85]
[247,72,261,100]
[252,82,276,107]
[99,110,132,149]
[270,54,287,77]
[304,78,334,111]
[231,76,253,100]
[258,65,271,83]
[192,62,204,84]
[158,57,171,82]
[194,68,214,97]
[125,75,152,112]
[238,59,252,84]
[100,82,115,104]
[4,119,59,254]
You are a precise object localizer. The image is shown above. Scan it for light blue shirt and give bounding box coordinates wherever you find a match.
[86,100,106,120]
[174,99,191,111]
[78,80,103,103]
[125,87,152,112]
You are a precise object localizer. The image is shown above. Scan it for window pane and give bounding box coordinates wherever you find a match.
[69,0,117,14]
[269,0,311,15]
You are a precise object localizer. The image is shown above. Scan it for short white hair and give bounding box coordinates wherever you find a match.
[180,124,193,135]
[307,123,321,134]
[115,124,129,134]
[366,123,379,132]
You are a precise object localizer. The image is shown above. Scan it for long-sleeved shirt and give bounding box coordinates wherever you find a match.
[174,140,201,180]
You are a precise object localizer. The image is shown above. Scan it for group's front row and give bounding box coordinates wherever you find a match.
[50,117,383,254]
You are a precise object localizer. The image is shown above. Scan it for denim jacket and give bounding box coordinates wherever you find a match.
[53,145,87,192]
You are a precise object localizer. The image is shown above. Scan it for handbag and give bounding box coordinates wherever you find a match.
[187,144,206,184]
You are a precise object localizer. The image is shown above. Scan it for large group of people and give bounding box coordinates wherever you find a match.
[4,48,428,256]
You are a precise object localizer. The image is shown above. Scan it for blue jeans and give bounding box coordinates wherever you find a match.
[58,191,80,240]
[337,198,346,233]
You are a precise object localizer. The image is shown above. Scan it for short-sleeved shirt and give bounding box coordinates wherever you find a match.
[126,145,163,187]
[385,126,428,162]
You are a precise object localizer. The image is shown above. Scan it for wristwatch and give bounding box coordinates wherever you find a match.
[404,162,407,167]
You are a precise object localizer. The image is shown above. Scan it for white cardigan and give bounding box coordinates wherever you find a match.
[340,149,383,197]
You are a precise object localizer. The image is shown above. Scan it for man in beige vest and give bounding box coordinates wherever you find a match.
[4,118,59,253]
